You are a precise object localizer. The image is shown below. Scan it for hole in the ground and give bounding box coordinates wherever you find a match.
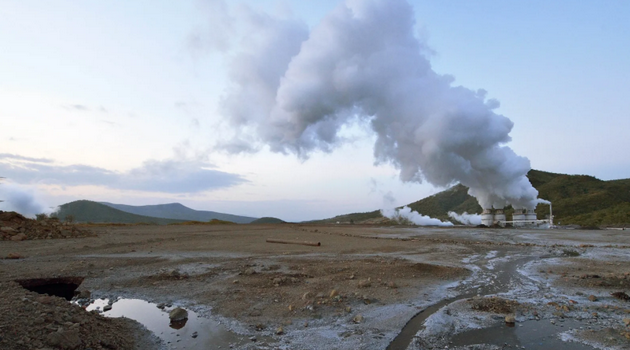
[15,277,84,301]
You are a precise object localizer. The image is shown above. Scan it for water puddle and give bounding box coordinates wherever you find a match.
[83,298,274,349]
[451,319,596,349]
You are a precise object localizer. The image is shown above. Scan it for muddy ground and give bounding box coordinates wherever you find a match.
[1,223,629,349]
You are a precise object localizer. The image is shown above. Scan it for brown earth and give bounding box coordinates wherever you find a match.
[0,211,93,243]
[0,281,158,350]
[1,219,630,349]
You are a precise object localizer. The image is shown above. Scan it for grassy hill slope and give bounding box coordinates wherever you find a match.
[54,200,186,225]
[310,170,630,227]
[100,202,257,224]
[250,217,287,224]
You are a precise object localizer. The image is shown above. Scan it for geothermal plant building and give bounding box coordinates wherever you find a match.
[481,207,553,227]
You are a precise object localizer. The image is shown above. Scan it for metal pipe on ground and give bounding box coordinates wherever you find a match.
[266,238,321,247]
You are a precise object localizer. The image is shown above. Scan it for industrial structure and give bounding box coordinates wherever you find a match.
[481,203,554,228]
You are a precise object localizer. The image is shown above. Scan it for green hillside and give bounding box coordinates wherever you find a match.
[53,200,186,225]
[310,170,630,227]
[250,217,287,224]
[100,202,257,224]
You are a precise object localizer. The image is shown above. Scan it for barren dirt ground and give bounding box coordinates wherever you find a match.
[2,224,630,349]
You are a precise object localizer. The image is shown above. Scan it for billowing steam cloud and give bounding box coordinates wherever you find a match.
[382,206,453,226]
[219,0,542,210]
[0,182,56,218]
[448,211,482,226]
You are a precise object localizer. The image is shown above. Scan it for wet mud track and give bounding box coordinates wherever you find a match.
[389,248,600,350]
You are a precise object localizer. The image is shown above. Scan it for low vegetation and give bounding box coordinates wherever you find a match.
[168,219,236,225]
[53,200,186,225]
[250,217,287,224]
[310,169,630,227]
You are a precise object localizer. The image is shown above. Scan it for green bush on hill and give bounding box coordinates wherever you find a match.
[310,169,630,227]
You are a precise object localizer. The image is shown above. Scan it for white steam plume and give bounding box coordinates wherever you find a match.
[220,0,542,210]
[0,182,56,218]
[382,206,453,226]
[448,211,482,226]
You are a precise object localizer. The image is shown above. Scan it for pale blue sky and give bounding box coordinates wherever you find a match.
[1,0,629,221]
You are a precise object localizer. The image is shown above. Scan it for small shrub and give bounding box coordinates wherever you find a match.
[562,249,580,257]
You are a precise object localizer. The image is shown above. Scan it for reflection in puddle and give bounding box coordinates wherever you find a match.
[84,298,270,349]
[451,319,596,349]
[169,318,188,330]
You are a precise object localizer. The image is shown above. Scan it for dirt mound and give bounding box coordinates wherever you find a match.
[0,281,157,350]
[0,211,94,241]
[469,296,522,314]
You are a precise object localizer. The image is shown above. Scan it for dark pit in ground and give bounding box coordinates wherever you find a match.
[15,276,84,301]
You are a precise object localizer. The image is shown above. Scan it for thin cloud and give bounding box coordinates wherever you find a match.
[0,153,54,163]
[0,154,247,194]
[62,104,90,111]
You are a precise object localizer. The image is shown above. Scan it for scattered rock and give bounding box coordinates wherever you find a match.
[612,292,630,301]
[103,305,112,312]
[302,291,313,300]
[46,329,82,350]
[505,314,516,324]
[329,289,339,298]
[623,318,630,326]
[358,279,371,288]
[588,295,598,302]
[169,307,188,321]
[36,295,54,305]
[5,252,24,259]
[1,226,16,233]
[275,326,284,335]
[75,290,90,299]
[10,233,27,241]
[352,314,364,323]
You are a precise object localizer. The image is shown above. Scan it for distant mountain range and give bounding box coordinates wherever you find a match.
[50,169,630,227]
[54,200,186,225]
[309,170,630,227]
[53,200,259,224]
[99,202,257,224]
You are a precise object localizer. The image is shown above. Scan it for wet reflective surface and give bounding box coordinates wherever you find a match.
[387,252,597,350]
[452,319,595,349]
[85,298,272,349]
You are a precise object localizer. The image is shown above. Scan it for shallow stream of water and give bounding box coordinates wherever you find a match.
[387,251,597,350]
